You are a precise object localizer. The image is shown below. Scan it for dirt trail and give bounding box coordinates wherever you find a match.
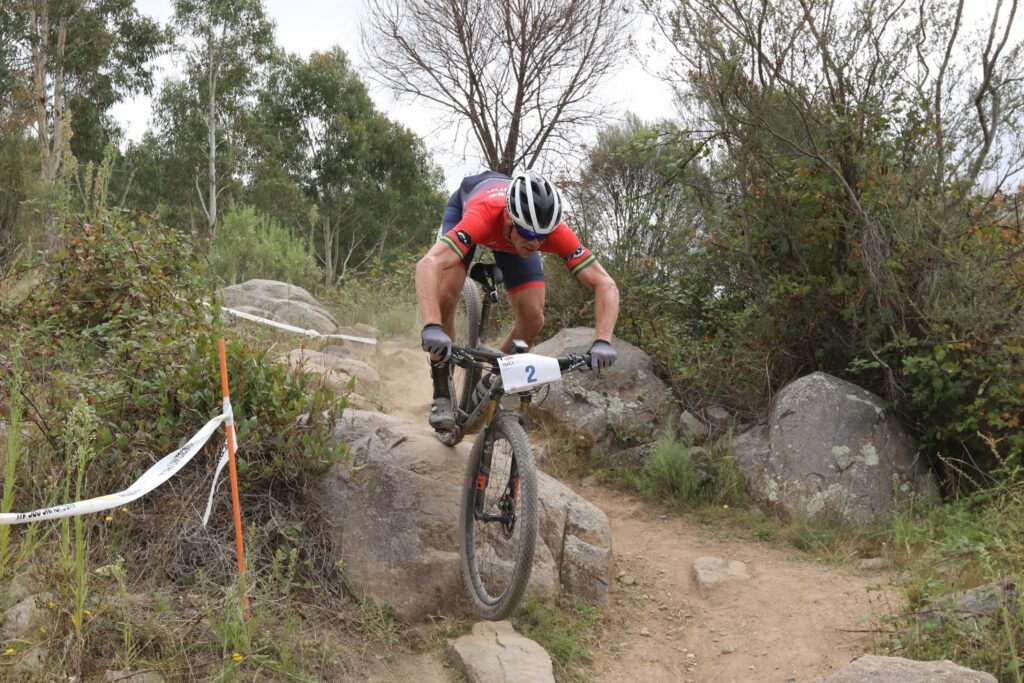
[368,337,898,682]
[578,486,894,682]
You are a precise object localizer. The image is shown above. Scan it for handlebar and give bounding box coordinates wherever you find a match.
[448,345,591,373]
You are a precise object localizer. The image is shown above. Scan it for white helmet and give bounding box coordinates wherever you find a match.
[505,170,563,237]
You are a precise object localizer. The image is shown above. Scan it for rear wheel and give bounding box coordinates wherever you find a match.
[436,278,482,447]
[454,277,482,412]
[459,416,538,620]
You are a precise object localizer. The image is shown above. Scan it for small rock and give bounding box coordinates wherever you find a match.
[677,410,709,445]
[1,596,44,640]
[858,557,893,570]
[705,406,732,428]
[618,574,636,586]
[692,557,750,597]
[446,621,554,683]
[722,647,736,655]
[640,628,652,637]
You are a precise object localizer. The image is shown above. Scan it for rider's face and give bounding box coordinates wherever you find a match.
[506,211,541,257]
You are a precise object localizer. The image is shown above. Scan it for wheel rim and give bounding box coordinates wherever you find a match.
[467,433,525,606]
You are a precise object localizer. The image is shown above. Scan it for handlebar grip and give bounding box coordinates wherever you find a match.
[557,353,592,370]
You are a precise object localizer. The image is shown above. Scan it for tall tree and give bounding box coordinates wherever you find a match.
[362,0,632,174]
[253,48,443,285]
[171,0,275,238]
[7,0,162,182]
[570,114,701,272]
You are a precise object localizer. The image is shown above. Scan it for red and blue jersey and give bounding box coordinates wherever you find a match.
[438,171,598,278]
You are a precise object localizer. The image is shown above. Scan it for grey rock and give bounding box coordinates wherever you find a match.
[321,344,353,358]
[446,621,554,683]
[705,406,732,428]
[918,580,1017,628]
[605,442,656,471]
[693,556,750,598]
[311,410,612,621]
[1,595,42,640]
[530,328,678,450]
[736,372,939,523]
[220,279,338,332]
[284,348,380,393]
[677,410,709,445]
[812,654,995,682]
[857,557,893,571]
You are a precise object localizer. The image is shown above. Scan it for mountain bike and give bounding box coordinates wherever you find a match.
[437,263,592,620]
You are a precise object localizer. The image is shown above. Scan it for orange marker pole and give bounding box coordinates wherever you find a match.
[218,338,249,615]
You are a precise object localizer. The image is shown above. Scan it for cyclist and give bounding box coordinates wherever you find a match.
[415,169,620,430]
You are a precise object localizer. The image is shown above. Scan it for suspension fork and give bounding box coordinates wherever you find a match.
[472,396,519,524]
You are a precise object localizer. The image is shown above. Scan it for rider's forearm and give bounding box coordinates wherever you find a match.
[593,278,620,342]
[415,256,443,326]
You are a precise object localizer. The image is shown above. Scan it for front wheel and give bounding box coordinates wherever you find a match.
[458,416,538,620]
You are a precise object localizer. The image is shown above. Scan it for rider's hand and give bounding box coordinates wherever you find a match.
[421,323,452,359]
[589,339,617,371]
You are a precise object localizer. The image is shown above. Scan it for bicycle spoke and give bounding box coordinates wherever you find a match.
[462,421,536,615]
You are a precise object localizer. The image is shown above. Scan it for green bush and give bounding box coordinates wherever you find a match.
[873,336,1024,489]
[3,208,345,583]
[209,205,322,292]
[632,430,746,508]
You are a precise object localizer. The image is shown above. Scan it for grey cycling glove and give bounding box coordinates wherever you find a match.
[421,323,452,358]
[589,339,617,371]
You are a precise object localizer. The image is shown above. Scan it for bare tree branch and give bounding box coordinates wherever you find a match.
[362,0,631,173]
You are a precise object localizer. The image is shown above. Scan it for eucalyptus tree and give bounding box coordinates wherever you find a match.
[362,0,632,174]
[253,48,443,285]
[645,0,1024,331]
[170,0,275,239]
[5,0,162,182]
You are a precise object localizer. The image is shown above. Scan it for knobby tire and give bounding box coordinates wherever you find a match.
[437,278,483,447]
[458,416,538,620]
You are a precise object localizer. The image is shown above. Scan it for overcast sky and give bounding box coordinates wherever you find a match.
[111,0,678,189]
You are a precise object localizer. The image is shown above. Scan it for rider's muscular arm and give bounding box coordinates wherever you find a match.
[415,241,463,326]
[576,262,620,342]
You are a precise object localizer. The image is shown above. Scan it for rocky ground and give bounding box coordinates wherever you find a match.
[362,336,900,683]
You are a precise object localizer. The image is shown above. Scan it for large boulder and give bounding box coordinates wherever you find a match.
[219,279,338,332]
[810,655,995,682]
[310,410,613,622]
[734,372,939,522]
[529,328,677,450]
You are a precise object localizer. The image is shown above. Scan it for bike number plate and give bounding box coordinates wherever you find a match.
[498,353,561,393]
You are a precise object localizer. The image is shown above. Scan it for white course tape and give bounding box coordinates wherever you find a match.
[220,305,377,346]
[0,414,228,526]
[202,445,230,527]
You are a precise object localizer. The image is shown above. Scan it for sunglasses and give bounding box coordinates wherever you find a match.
[514,225,549,242]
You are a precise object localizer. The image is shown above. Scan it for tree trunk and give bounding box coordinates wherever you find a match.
[206,32,218,240]
[29,0,69,252]
[322,213,335,286]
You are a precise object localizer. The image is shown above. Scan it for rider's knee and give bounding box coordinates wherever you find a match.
[520,309,544,338]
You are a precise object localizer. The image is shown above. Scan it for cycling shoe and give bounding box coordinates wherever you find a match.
[428,396,456,430]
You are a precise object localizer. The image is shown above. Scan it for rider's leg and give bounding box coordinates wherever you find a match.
[493,250,546,353]
[500,285,545,352]
[437,264,467,341]
[428,252,470,430]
